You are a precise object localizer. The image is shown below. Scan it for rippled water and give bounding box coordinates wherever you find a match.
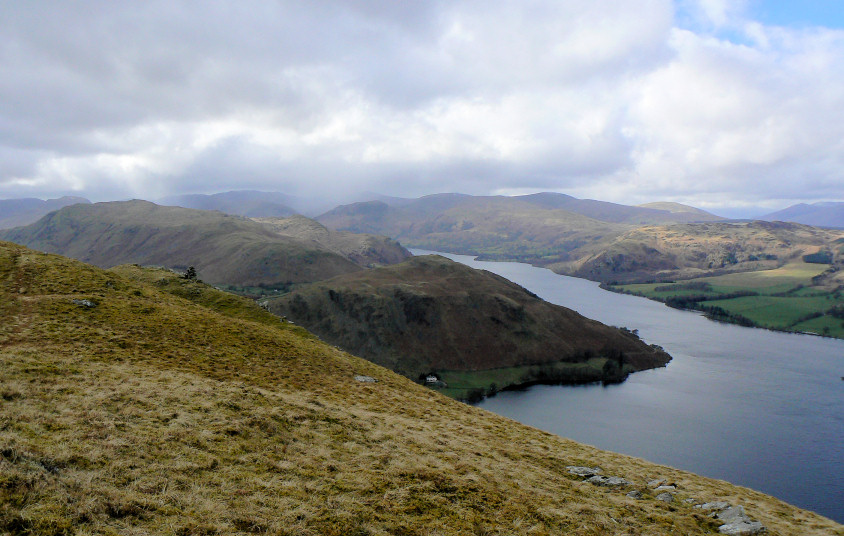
[412,250,844,523]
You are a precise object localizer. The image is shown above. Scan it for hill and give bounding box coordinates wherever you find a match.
[1,240,840,535]
[556,220,844,283]
[254,214,411,268]
[266,255,670,398]
[760,202,844,228]
[0,200,408,293]
[317,193,725,268]
[637,202,722,218]
[0,196,90,229]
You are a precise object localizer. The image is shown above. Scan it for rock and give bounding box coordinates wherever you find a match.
[718,521,766,535]
[696,501,731,511]
[626,490,643,499]
[647,478,666,488]
[566,466,602,477]
[587,475,632,487]
[655,492,674,503]
[655,485,677,491]
[72,298,96,308]
[684,498,697,504]
[716,506,748,523]
[353,375,377,383]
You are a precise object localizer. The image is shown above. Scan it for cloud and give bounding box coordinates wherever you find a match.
[0,0,842,214]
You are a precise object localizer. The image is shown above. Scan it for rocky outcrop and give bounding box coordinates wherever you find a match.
[568,466,767,535]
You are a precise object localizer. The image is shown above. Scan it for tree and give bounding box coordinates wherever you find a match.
[183,266,197,280]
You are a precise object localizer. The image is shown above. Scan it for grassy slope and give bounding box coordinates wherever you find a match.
[253,215,411,268]
[1,241,841,535]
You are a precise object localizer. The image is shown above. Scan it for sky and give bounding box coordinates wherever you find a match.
[1,0,842,217]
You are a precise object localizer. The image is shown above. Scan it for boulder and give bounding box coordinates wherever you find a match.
[587,475,632,487]
[566,466,602,477]
[655,492,674,503]
[718,521,766,535]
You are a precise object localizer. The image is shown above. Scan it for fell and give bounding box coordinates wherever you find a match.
[0,241,840,535]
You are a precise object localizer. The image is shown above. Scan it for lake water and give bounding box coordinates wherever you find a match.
[412,250,844,523]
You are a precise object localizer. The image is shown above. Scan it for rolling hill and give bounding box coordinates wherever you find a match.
[317,193,725,269]
[266,255,670,398]
[1,240,839,535]
[0,196,90,229]
[0,200,408,292]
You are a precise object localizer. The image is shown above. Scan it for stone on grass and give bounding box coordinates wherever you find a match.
[718,521,766,535]
[655,492,674,503]
[354,375,377,383]
[626,490,643,500]
[566,466,602,477]
[587,475,632,487]
[696,501,731,511]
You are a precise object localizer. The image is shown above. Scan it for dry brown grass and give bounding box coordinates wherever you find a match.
[1,241,841,535]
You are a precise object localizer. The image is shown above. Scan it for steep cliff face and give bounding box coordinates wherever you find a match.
[267,255,670,382]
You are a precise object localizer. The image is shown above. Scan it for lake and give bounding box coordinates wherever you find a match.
[412,250,844,523]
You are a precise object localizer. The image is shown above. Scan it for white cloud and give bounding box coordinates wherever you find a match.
[0,0,842,213]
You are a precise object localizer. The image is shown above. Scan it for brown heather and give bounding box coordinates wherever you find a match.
[0,241,841,535]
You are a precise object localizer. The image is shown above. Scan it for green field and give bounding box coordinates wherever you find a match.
[430,357,630,401]
[609,262,844,339]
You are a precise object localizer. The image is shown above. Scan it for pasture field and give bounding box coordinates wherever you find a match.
[610,262,844,338]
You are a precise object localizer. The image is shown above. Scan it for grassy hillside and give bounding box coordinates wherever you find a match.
[254,214,411,268]
[0,200,368,294]
[556,220,844,283]
[1,241,840,535]
[266,255,670,399]
[318,195,628,265]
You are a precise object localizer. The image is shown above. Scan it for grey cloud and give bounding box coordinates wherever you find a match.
[0,1,842,210]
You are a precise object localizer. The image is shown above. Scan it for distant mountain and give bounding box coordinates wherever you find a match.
[267,254,670,388]
[519,193,723,224]
[317,192,722,267]
[318,194,624,264]
[760,202,844,228]
[0,200,407,291]
[0,196,90,229]
[158,190,298,218]
[637,202,722,219]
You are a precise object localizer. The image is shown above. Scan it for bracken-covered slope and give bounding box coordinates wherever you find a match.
[0,200,380,291]
[0,241,840,535]
[266,255,670,384]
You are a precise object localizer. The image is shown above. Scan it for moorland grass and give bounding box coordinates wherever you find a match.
[1,242,841,535]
